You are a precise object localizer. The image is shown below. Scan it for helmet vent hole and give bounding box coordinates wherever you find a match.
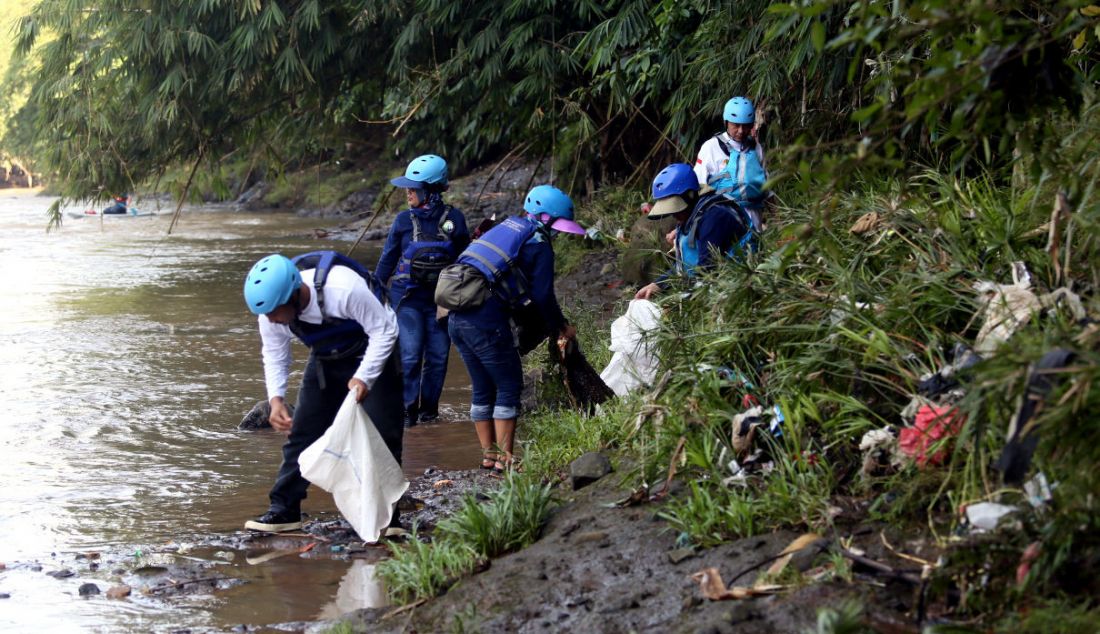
[536,200,541,205]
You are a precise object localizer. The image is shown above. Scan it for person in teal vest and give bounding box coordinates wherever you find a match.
[635,163,757,300]
[376,154,470,427]
[693,96,774,227]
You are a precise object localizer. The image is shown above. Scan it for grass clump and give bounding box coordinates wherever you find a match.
[992,597,1100,634]
[438,475,553,558]
[611,147,1099,622]
[374,527,479,604]
[803,601,869,634]
[376,473,553,603]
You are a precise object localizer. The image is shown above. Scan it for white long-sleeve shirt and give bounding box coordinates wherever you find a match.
[693,132,767,187]
[259,265,398,400]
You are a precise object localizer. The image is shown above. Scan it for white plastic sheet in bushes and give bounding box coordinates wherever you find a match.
[600,299,663,396]
[299,393,409,543]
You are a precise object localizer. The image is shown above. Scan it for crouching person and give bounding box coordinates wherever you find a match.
[438,185,586,472]
[242,252,404,533]
[636,163,758,300]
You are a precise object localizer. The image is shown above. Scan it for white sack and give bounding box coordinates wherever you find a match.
[600,299,662,396]
[299,393,409,543]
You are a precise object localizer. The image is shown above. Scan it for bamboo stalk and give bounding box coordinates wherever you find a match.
[167,149,205,235]
[473,142,532,211]
[346,185,397,257]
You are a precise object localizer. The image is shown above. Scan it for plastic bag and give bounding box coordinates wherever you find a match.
[299,393,409,543]
[600,299,662,396]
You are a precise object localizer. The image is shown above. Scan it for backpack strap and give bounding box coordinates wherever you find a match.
[310,252,335,315]
[714,132,732,158]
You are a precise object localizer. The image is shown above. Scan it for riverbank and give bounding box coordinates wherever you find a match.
[319,166,1099,633]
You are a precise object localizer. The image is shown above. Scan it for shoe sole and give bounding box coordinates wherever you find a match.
[244,519,303,533]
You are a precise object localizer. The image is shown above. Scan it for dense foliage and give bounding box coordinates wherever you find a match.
[7,1,1098,221]
[7,0,1098,627]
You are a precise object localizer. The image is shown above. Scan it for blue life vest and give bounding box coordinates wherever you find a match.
[456,215,546,306]
[707,134,767,211]
[289,251,385,359]
[391,207,460,290]
[675,193,759,277]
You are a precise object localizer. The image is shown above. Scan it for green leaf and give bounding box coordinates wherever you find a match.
[851,100,883,123]
[811,21,825,52]
[1073,29,1087,50]
[1081,5,1100,17]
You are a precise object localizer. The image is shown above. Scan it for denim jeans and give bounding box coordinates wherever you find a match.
[448,315,522,420]
[268,348,404,516]
[396,301,452,411]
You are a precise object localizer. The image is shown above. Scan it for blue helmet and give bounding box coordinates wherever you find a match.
[651,163,699,200]
[391,154,448,188]
[244,254,301,315]
[723,97,755,125]
[524,184,586,235]
[524,184,574,219]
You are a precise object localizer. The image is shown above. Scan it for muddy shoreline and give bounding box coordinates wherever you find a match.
[334,464,935,634]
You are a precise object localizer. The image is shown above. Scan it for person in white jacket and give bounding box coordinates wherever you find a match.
[693,96,773,227]
[242,252,404,533]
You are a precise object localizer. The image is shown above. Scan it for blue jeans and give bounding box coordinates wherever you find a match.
[396,301,451,412]
[448,316,522,420]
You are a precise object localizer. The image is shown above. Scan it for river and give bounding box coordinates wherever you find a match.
[0,190,480,632]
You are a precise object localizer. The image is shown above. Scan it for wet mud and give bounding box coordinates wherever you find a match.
[338,469,931,634]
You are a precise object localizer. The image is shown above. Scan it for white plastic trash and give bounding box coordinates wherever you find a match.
[299,393,409,543]
[600,299,662,396]
[965,502,1018,531]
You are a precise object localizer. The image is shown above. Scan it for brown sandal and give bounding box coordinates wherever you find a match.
[480,450,498,470]
[493,458,522,474]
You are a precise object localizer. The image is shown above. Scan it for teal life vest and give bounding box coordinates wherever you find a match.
[289,251,385,360]
[707,134,767,211]
[456,215,546,306]
[675,193,759,278]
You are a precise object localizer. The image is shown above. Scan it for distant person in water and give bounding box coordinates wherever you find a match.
[375,154,470,428]
[242,252,404,533]
[101,195,130,215]
[693,97,774,227]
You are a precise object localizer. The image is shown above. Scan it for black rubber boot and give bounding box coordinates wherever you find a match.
[403,402,419,429]
[418,402,439,423]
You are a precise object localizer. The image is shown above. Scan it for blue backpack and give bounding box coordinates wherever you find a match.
[391,207,460,289]
[288,251,386,359]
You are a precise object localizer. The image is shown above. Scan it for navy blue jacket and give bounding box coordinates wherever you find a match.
[375,202,470,308]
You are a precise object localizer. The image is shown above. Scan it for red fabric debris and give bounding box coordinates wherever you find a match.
[1016,541,1041,586]
[898,405,965,467]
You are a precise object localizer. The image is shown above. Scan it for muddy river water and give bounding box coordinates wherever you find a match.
[0,190,481,631]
